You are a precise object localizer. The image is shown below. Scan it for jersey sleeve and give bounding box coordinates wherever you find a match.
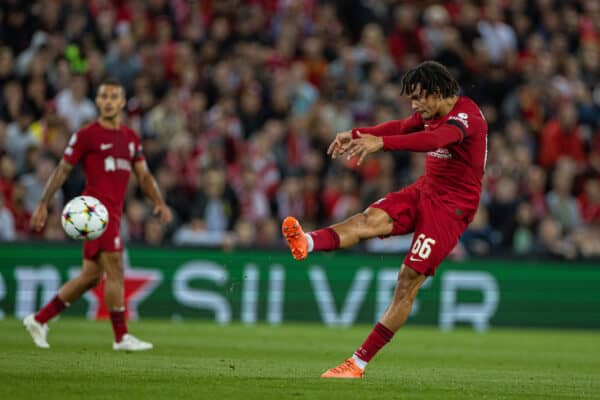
[130,129,145,163]
[63,130,88,166]
[381,124,463,152]
[445,106,485,143]
[352,112,423,138]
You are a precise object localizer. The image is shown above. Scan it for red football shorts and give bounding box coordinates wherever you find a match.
[369,183,468,276]
[83,212,123,260]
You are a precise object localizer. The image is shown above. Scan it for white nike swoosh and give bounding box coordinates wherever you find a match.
[100,143,113,151]
[409,256,423,262]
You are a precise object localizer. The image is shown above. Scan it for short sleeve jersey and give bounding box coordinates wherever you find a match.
[63,122,144,217]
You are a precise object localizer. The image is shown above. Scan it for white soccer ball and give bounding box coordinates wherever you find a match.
[61,196,109,240]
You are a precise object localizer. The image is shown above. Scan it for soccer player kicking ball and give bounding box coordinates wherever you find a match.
[282,61,488,378]
[25,78,172,351]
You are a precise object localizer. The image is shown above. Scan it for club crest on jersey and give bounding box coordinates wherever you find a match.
[428,148,452,159]
[104,156,132,172]
[449,112,469,128]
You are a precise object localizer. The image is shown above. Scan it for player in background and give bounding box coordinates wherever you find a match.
[24,78,173,351]
[282,61,488,378]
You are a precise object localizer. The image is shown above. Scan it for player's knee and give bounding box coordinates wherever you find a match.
[102,254,124,279]
[392,266,422,303]
[105,264,124,280]
[88,273,103,288]
[81,271,102,289]
[392,283,414,304]
[353,212,380,237]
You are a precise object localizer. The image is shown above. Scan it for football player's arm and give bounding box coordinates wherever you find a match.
[133,160,173,224]
[380,123,464,152]
[346,123,464,165]
[351,113,423,138]
[30,160,73,231]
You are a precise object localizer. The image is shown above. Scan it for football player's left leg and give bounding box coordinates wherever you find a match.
[322,265,426,378]
[100,251,153,351]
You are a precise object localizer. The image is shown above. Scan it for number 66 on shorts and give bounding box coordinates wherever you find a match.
[368,183,469,276]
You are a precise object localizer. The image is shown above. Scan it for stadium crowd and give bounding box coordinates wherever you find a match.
[0,0,599,259]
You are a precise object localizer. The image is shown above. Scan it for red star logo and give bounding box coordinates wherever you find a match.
[71,267,162,320]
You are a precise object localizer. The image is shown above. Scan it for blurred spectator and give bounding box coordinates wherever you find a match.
[192,167,239,233]
[0,154,16,203]
[487,176,519,248]
[233,218,257,248]
[523,165,548,220]
[144,216,167,246]
[535,216,576,259]
[477,3,517,65]
[124,198,148,242]
[0,191,15,241]
[173,213,226,247]
[388,4,425,67]
[577,178,600,224]
[20,154,62,214]
[461,206,501,256]
[10,182,32,239]
[235,163,270,224]
[5,105,36,174]
[55,74,96,131]
[546,168,581,231]
[146,88,186,147]
[104,34,142,94]
[276,171,305,221]
[539,100,586,169]
[422,4,451,59]
[512,202,536,255]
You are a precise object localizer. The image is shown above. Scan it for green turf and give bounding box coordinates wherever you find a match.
[0,319,598,400]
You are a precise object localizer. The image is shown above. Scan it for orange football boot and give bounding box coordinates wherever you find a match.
[321,358,365,379]
[281,216,309,260]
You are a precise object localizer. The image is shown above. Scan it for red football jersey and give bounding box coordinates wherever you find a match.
[417,96,487,221]
[63,122,144,217]
[357,96,488,222]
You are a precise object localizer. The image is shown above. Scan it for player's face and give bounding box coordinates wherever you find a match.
[96,85,125,119]
[408,89,442,120]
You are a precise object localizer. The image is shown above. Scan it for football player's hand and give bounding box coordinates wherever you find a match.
[327,130,353,159]
[153,203,173,224]
[30,203,48,232]
[346,131,384,165]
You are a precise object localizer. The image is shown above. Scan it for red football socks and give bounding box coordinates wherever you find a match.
[35,295,68,324]
[110,310,128,342]
[354,322,395,362]
[308,227,340,251]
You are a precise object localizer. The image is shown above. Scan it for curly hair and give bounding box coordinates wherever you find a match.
[400,61,459,98]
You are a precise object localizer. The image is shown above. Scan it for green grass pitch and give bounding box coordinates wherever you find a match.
[0,318,598,399]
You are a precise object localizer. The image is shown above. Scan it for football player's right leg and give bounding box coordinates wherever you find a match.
[58,258,103,303]
[282,208,393,260]
[24,258,102,348]
[330,207,394,247]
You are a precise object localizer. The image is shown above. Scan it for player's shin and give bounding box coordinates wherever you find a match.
[352,322,395,370]
[109,308,128,343]
[104,279,128,342]
[35,295,70,324]
[307,227,340,252]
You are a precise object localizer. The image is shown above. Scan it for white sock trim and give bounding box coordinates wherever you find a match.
[305,233,314,252]
[352,354,368,370]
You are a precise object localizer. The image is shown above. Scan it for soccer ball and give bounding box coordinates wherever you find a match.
[61,196,109,240]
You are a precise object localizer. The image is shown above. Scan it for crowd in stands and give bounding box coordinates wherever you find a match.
[0,0,599,259]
